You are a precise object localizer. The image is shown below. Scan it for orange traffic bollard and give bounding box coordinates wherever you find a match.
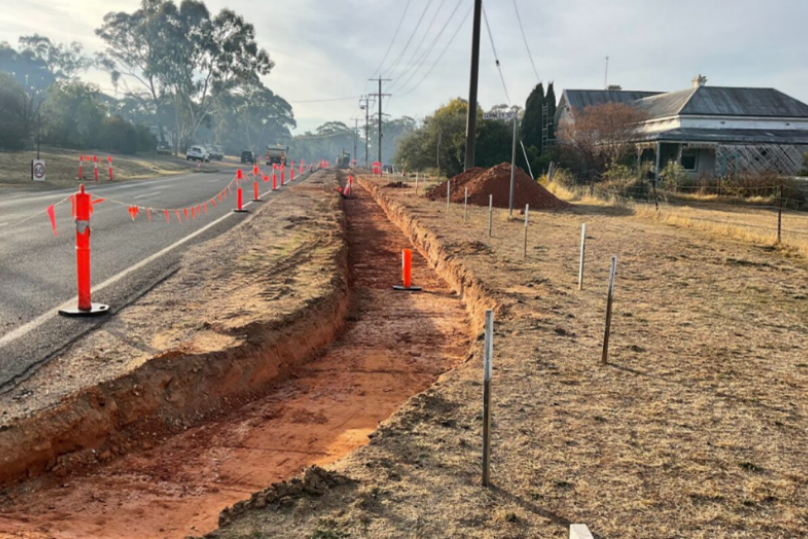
[281,166,285,185]
[93,156,99,181]
[59,184,110,317]
[253,179,260,202]
[78,155,84,180]
[393,249,422,292]
[107,156,113,181]
[234,185,249,213]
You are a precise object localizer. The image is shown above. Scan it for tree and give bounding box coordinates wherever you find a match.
[521,82,544,153]
[97,0,273,152]
[557,102,649,178]
[545,82,557,145]
[18,35,91,82]
[41,81,106,149]
[394,98,483,176]
[0,73,29,149]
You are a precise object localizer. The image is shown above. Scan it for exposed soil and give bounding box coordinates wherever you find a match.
[207,176,808,539]
[428,163,569,210]
[0,175,470,539]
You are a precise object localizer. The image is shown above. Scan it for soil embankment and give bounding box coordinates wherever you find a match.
[428,162,569,210]
[0,173,470,539]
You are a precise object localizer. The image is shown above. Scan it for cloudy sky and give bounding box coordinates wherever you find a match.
[1,0,807,134]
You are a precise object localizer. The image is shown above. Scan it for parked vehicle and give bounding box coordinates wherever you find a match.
[156,141,174,155]
[241,150,256,164]
[209,145,225,161]
[265,144,289,166]
[186,146,210,162]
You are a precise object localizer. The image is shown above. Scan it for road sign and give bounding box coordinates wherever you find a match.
[32,159,46,182]
[483,111,515,121]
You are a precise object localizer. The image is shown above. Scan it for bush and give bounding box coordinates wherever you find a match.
[100,116,139,154]
[135,124,157,153]
[660,161,692,192]
[802,152,808,176]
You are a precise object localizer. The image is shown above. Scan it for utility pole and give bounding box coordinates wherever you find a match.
[604,56,610,89]
[369,78,391,166]
[359,96,373,168]
[464,0,483,171]
[350,117,360,164]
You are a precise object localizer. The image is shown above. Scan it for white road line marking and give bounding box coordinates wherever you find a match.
[133,191,162,200]
[0,195,268,349]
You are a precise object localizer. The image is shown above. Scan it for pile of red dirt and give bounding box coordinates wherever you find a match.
[427,163,569,210]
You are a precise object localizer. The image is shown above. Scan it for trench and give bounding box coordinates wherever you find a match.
[0,177,471,539]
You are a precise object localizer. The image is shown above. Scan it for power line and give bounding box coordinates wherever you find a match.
[482,4,511,105]
[381,0,435,78]
[394,4,472,98]
[368,0,414,79]
[512,0,540,83]
[287,96,362,104]
[389,0,449,84]
[388,0,466,95]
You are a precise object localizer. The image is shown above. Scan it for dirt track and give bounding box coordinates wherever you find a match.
[0,177,470,538]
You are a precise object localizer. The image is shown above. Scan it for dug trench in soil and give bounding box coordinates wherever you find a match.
[0,175,470,539]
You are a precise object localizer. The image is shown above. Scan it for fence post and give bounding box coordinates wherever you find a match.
[447,179,451,213]
[578,223,587,290]
[777,185,783,245]
[482,309,494,487]
[415,173,419,196]
[488,195,493,238]
[464,187,469,223]
[601,256,617,365]
[523,204,529,258]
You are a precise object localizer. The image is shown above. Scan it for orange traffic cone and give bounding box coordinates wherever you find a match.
[393,249,422,292]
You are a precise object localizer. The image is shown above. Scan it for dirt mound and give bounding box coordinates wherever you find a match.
[428,163,569,211]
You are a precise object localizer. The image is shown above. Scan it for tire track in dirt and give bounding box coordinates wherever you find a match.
[0,178,470,539]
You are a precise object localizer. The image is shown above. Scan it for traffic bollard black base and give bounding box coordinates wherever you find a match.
[393,285,423,292]
[59,303,110,317]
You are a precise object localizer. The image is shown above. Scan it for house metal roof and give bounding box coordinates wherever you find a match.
[562,86,808,119]
[636,128,808,145]
[560,89,661,111]
[636,87,808,119]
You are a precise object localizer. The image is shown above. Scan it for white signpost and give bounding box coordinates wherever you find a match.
[31,159,46,182]
[483,108,520,215]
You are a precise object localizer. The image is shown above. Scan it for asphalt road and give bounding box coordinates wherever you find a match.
[0,168,313,389]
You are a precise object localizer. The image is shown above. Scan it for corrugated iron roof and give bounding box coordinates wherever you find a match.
[562,86,808,119]
[561,89,661,111]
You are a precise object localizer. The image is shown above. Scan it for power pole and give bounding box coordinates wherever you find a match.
[350,117,360,164]
[464,0,483,171]
[359,95,373,168]
[369,78,391,166]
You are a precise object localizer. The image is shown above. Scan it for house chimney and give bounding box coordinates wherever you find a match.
[692,75,708,88]
[607,85,622,91]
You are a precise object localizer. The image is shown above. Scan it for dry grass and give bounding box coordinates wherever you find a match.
[210,178,808,539]
[0,147,230,189]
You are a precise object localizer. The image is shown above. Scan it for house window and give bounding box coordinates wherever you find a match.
[681,150,698,171]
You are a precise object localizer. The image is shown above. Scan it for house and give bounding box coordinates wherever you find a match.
[556,76,808,178]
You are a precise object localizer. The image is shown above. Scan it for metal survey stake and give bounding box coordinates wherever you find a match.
[488,195,493,237]
[578,224,587,290]
[482,309,494,487]
[601,256,617,365]
[524,204,529,258]
[415,173,419,196]
[464,187,469,223]
[447,180,451,212]
[509,109,518,216]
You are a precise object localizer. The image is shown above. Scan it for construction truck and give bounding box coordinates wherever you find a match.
[337,150,351,169]
[265,143,289,166]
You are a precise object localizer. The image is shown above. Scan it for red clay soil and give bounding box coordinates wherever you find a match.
[428,163,569,210]
[0,182,470,539]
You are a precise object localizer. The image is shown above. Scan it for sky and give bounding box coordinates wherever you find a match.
[1,0,807,134]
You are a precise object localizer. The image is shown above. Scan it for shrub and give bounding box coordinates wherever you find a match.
[660,161,692,192]
[802,151,808,176]
[101,116,139,154]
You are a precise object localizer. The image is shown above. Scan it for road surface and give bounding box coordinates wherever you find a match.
[0,168,311,389]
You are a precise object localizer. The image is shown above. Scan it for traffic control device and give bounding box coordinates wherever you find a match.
[281,165,285,185]
[253,179,260,202]
[393,249,422,292]
[272,165,277,189]
[59,184,110,317]
[93,156,99,181]
[107,156,113,181]
[78,155,84,180]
